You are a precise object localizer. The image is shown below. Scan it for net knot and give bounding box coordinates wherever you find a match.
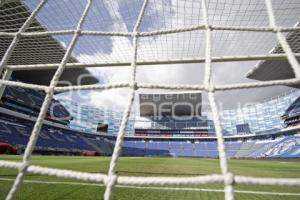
[272,27,280,33]
[131,82,138,90]
[224,173,234,185]
[205,84,215,92]
[205,25,212,30]
[44,87,55,95]
[106,175,118,186]
[132,32,138,37]
[75,29,82,35]
[15,32,22,39]
[19,161,29,173]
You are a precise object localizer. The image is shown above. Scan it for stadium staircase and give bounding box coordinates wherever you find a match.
[81,137,111,155]
[233,141,255,157]
[247,140,279,157]
[261,136,300,157]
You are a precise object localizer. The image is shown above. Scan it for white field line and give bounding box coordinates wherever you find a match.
[0,178,299,196]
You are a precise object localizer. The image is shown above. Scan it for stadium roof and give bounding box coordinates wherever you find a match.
[0,0,98,86]
[246,22,300,88]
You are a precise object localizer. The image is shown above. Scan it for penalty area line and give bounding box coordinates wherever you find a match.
[0,177,300,196]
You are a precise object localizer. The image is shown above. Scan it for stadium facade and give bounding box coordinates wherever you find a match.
[220,89,300,134]
[57,89,300,136]
[58,100,135,135]
[0,74,299,159]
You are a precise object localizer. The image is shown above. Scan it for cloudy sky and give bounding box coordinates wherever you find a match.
[26,0,300,112]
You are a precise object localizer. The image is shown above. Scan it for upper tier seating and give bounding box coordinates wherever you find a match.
[0,115,111,154]
[2,85,70,119]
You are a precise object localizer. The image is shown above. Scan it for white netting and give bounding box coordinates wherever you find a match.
[0,0,300,200]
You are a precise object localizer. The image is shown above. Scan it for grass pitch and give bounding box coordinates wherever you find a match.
[0,155,299,200]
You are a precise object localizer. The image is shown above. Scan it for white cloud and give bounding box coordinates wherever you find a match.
[89,88,130,110]
[67,0,295,111]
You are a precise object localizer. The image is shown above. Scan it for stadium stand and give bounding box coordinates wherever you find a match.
[1,83,71,125]
[119,131,300,158]
[0,80,299,159]
[282,96,300,128]
[1,100,300,158]
[0,66,299,159]
[0,0,100,156]
[0,81,115,155]
[0,110,118,155]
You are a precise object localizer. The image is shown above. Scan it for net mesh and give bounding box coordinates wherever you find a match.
[0,0,300,200]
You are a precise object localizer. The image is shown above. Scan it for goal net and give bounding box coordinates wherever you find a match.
[0,0,300,200]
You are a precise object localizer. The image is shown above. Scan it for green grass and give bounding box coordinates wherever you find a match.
[0,155,299,200]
